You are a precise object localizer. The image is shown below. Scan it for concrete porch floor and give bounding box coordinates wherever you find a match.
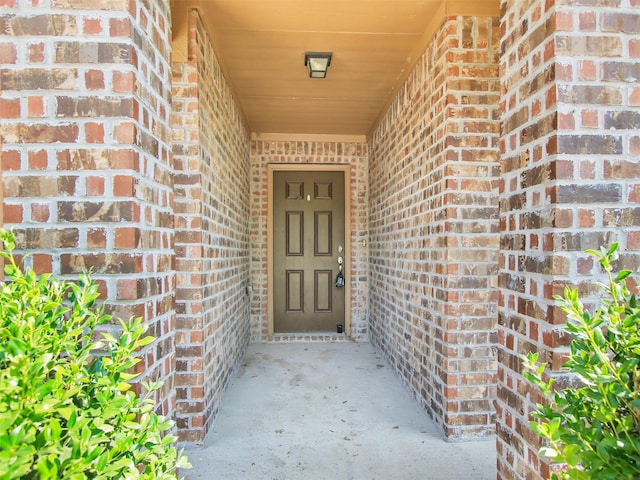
[182,341,497,480]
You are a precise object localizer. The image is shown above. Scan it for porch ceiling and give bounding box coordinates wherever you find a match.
[171,0,500,138]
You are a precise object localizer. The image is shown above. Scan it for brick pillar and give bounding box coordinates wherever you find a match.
[441,16,501,438]
[172,11,251,442]
[498,1,640,478]
[369,14,501,440]
[0,1,175,416]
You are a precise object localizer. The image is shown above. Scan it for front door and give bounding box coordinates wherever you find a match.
[273,170,345,333]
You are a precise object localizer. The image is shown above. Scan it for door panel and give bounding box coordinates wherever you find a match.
[286,270,304,312]
[286,211,303,256]
[314,270,332,312]
[274,170,345,333]
[314,212,332,255]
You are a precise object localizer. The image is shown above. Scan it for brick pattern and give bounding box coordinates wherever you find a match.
[368,16,501,439]
[172,11,251,443]
[0,0,175,416]
[4,1,639,471]
[250,140,369,342]
[498,1,640,478]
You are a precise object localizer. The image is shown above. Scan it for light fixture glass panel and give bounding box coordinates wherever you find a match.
[304,52,332,78]
[309,58,329,71]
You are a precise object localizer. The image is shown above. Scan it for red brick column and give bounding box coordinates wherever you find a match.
[0,0,175,416]
[369,15,501,439]
[498,1,640,478]
[172,11,251,442]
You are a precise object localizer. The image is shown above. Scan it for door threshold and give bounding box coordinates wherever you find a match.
[267,333,353,343]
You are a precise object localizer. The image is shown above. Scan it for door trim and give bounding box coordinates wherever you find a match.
[267,163,352,336]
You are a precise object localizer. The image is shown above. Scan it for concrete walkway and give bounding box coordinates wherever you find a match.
[183,342,497,480]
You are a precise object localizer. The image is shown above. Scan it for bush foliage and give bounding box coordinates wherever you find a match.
[523,243,640,479]
[0,230,190,478]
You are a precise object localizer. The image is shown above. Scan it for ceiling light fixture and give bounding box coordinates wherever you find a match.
[304,52,332,78]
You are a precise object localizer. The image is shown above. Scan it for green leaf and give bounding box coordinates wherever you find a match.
[615,270,632,282]
[563,443,582,466]
[97,451,110,471]
[596,442,610,461]
[539,446,559,458]
[137,335,155,347]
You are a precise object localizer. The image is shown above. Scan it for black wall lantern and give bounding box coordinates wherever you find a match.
[304,52,332,78]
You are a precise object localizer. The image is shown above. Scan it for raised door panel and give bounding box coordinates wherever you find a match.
[286,211,303,256]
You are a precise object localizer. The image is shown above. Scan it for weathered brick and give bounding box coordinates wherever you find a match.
[0,14,78,36]
[558,85,622,105]
[28,42,45,63]
[56,96,134,117]
[1,123,79,143]
[29,209,55,234]
[52,0,131,9]
[55,41,135,64]
[558,134,623,155]
[603,61,640,82]
[0,68,78,90]
[602,12,640,34]
[60,252,142,274]
[556,35,622,57]
[604,111,640,130]
[556,183,622,204]
[4,175,76,197]
[57,200,135,222]
[14,227,79,249]
[56,148,138,170]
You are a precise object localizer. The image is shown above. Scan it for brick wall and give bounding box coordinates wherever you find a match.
[498,1,640,478]
[0,0,175,416]
[172,11,251,442]
[368,16,501,439]
[250,139,369,342]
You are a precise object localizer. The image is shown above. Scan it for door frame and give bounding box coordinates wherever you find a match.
[267,163,352,337]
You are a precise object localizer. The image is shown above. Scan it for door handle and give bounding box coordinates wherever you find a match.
[336,255,345,287]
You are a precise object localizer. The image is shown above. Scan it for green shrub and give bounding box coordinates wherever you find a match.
[523,243,640,479]
[0,229,190,479]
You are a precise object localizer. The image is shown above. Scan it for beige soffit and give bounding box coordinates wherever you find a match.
[171,0,500,139]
